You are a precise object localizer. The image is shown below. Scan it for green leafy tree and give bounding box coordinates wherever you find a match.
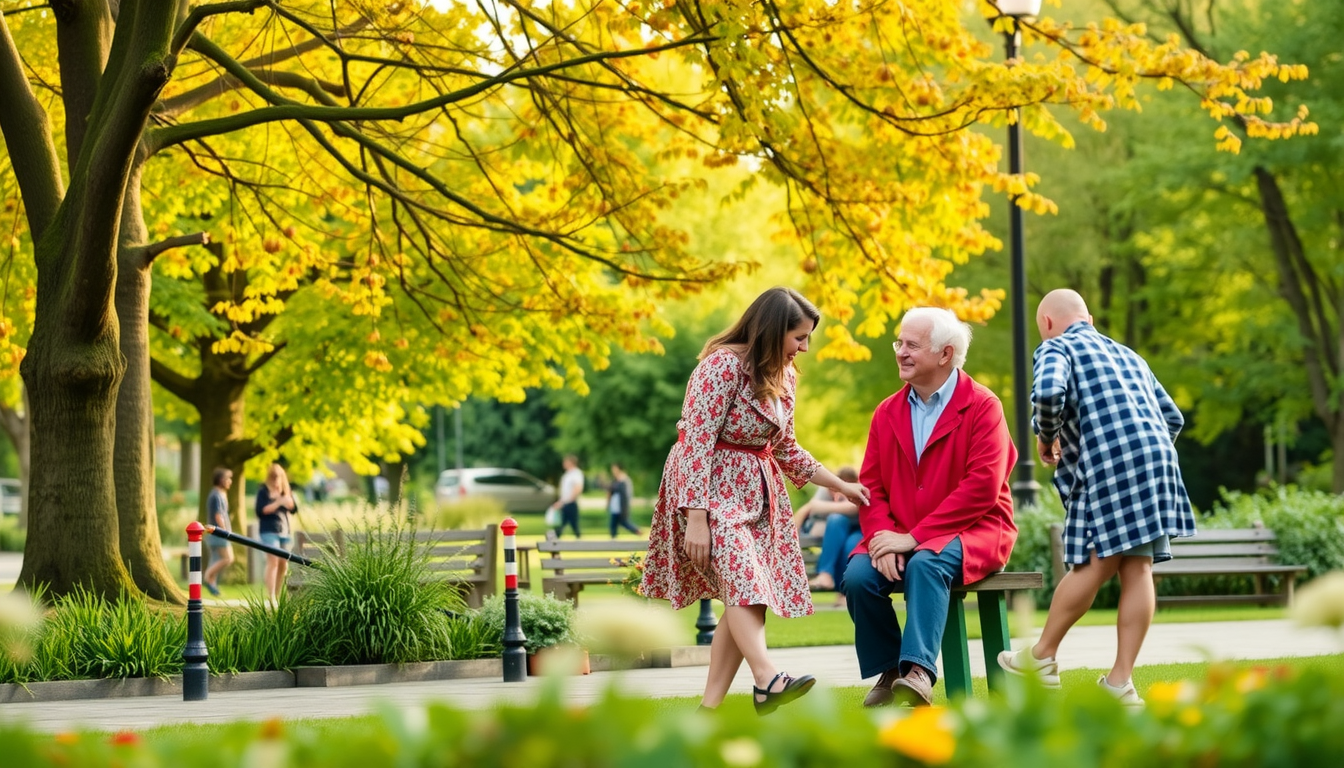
[0,0,1312,600]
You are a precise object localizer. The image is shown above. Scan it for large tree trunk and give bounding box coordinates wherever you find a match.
[196,368,250,537]
[19,231,135,599]
[113,164,181,602]
[1253,166,1342,490]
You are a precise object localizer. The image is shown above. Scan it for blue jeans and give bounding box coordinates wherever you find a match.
[816,514,862,585]
[555,501,581,538]
[842,537,963,682]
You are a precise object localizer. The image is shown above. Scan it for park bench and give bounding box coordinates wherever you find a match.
[536,532,648,605]
[292,525,504,607]
[1048,524,1307,607]
[798,530,1042,698]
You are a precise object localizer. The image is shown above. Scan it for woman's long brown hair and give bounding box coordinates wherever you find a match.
[701,287,820,400]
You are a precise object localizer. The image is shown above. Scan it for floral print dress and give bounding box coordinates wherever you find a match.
[640,348,821,617]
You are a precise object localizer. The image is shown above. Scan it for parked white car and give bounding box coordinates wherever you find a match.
[0,478,21,515]
[434,468,558,514]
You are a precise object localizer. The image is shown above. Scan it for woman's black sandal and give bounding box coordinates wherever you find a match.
[752,672,816,715]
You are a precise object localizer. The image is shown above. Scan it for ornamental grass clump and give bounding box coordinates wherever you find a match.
[300,519,465,665]
[205,592,315,674]
[1,587,185,684]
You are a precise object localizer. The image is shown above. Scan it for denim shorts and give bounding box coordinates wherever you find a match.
[1122,535,1170,559]
[259,532,292,551]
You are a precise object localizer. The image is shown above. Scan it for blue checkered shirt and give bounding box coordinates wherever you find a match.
[1033,322,1196,564]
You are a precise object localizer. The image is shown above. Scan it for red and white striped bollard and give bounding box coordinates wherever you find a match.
[183,521,209,700]
[501,517,527,682]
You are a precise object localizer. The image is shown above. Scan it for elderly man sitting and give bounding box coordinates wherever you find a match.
[842,307,1018,706]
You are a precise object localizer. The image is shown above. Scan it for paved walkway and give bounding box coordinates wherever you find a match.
[2,618,1339,733]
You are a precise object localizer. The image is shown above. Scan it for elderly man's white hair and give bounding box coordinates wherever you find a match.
[899,307,973,369]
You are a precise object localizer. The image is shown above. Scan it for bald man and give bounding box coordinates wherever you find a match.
[997,289,1195,707]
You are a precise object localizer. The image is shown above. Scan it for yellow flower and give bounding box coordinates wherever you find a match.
[1178,707,1203,727]
[878,706,956,765]
[719,737,764,767]
[1145,683,1198,704]
[1235,667,1268,693]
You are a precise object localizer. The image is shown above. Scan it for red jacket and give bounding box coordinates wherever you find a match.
[855,371,1018,584]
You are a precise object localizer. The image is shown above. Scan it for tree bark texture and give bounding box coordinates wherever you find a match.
[113,165,182,603]
[19,271,134,598]
[1253,166,1342,491]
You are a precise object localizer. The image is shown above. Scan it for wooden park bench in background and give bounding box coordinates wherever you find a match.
[536,532,648,605]
[1049,524,1307,607]
[291,525,504,607]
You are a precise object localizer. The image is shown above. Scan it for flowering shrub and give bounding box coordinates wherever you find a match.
[5,660,1344,767]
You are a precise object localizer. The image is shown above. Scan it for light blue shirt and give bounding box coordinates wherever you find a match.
[909,369,959,462]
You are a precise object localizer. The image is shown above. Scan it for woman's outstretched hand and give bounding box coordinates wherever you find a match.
[837,481,870,507]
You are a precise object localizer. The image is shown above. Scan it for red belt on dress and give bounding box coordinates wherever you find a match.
[678,430,780,520]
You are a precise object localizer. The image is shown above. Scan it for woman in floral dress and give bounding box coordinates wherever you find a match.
[641,287,869,713]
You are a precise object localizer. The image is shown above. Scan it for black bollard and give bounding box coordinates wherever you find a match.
[183,521,209,701]
[695,598,717,645]
[500,517,528,682]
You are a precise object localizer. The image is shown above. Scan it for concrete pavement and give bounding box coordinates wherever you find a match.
[1,618,1339,733]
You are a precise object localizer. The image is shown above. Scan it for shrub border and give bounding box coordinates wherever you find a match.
[0,646,711,704]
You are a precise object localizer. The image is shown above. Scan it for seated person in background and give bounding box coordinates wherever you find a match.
[798,466,861,592]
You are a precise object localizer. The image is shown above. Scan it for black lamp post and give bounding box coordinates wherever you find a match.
[995,0,1042,507]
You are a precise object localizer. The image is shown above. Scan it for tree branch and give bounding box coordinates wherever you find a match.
[130,230,211,268]
[150,356,199,405]
[0,12,64,238]
[149,32,715,151]
[242,339,285,376]
[170,0,271,58]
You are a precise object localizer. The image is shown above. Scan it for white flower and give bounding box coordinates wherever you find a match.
[1291,571,1344,630]
[719,737,764,767]
[575,597,683,660]
[0,590,43,662]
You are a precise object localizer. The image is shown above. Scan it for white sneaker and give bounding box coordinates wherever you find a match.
[996,646,1060,688]
[1098,676,1145,708]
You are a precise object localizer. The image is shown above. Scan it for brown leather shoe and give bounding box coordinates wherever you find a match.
[862,668,902,708]
[892,665,934,707]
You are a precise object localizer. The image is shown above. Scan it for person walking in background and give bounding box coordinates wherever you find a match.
[202,467,234,597]
[799,466,861,607]
[641,287,870,714]
[998,289,1196,708]
[607,463,640,537]
[844,307,1018,708]
[257,462,299,601]
[549,455,584,538]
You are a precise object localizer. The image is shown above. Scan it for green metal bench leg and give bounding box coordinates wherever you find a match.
[941,593,972,699]
[977,590,1011,692]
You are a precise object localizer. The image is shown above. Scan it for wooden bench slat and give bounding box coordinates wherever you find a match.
[1154,563,1307,576]
[958,572,1044,591]
[1169,528,1278,543]
[1155,557,1279,570]
[540,556,635,570]
[1169,543,1280,558]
